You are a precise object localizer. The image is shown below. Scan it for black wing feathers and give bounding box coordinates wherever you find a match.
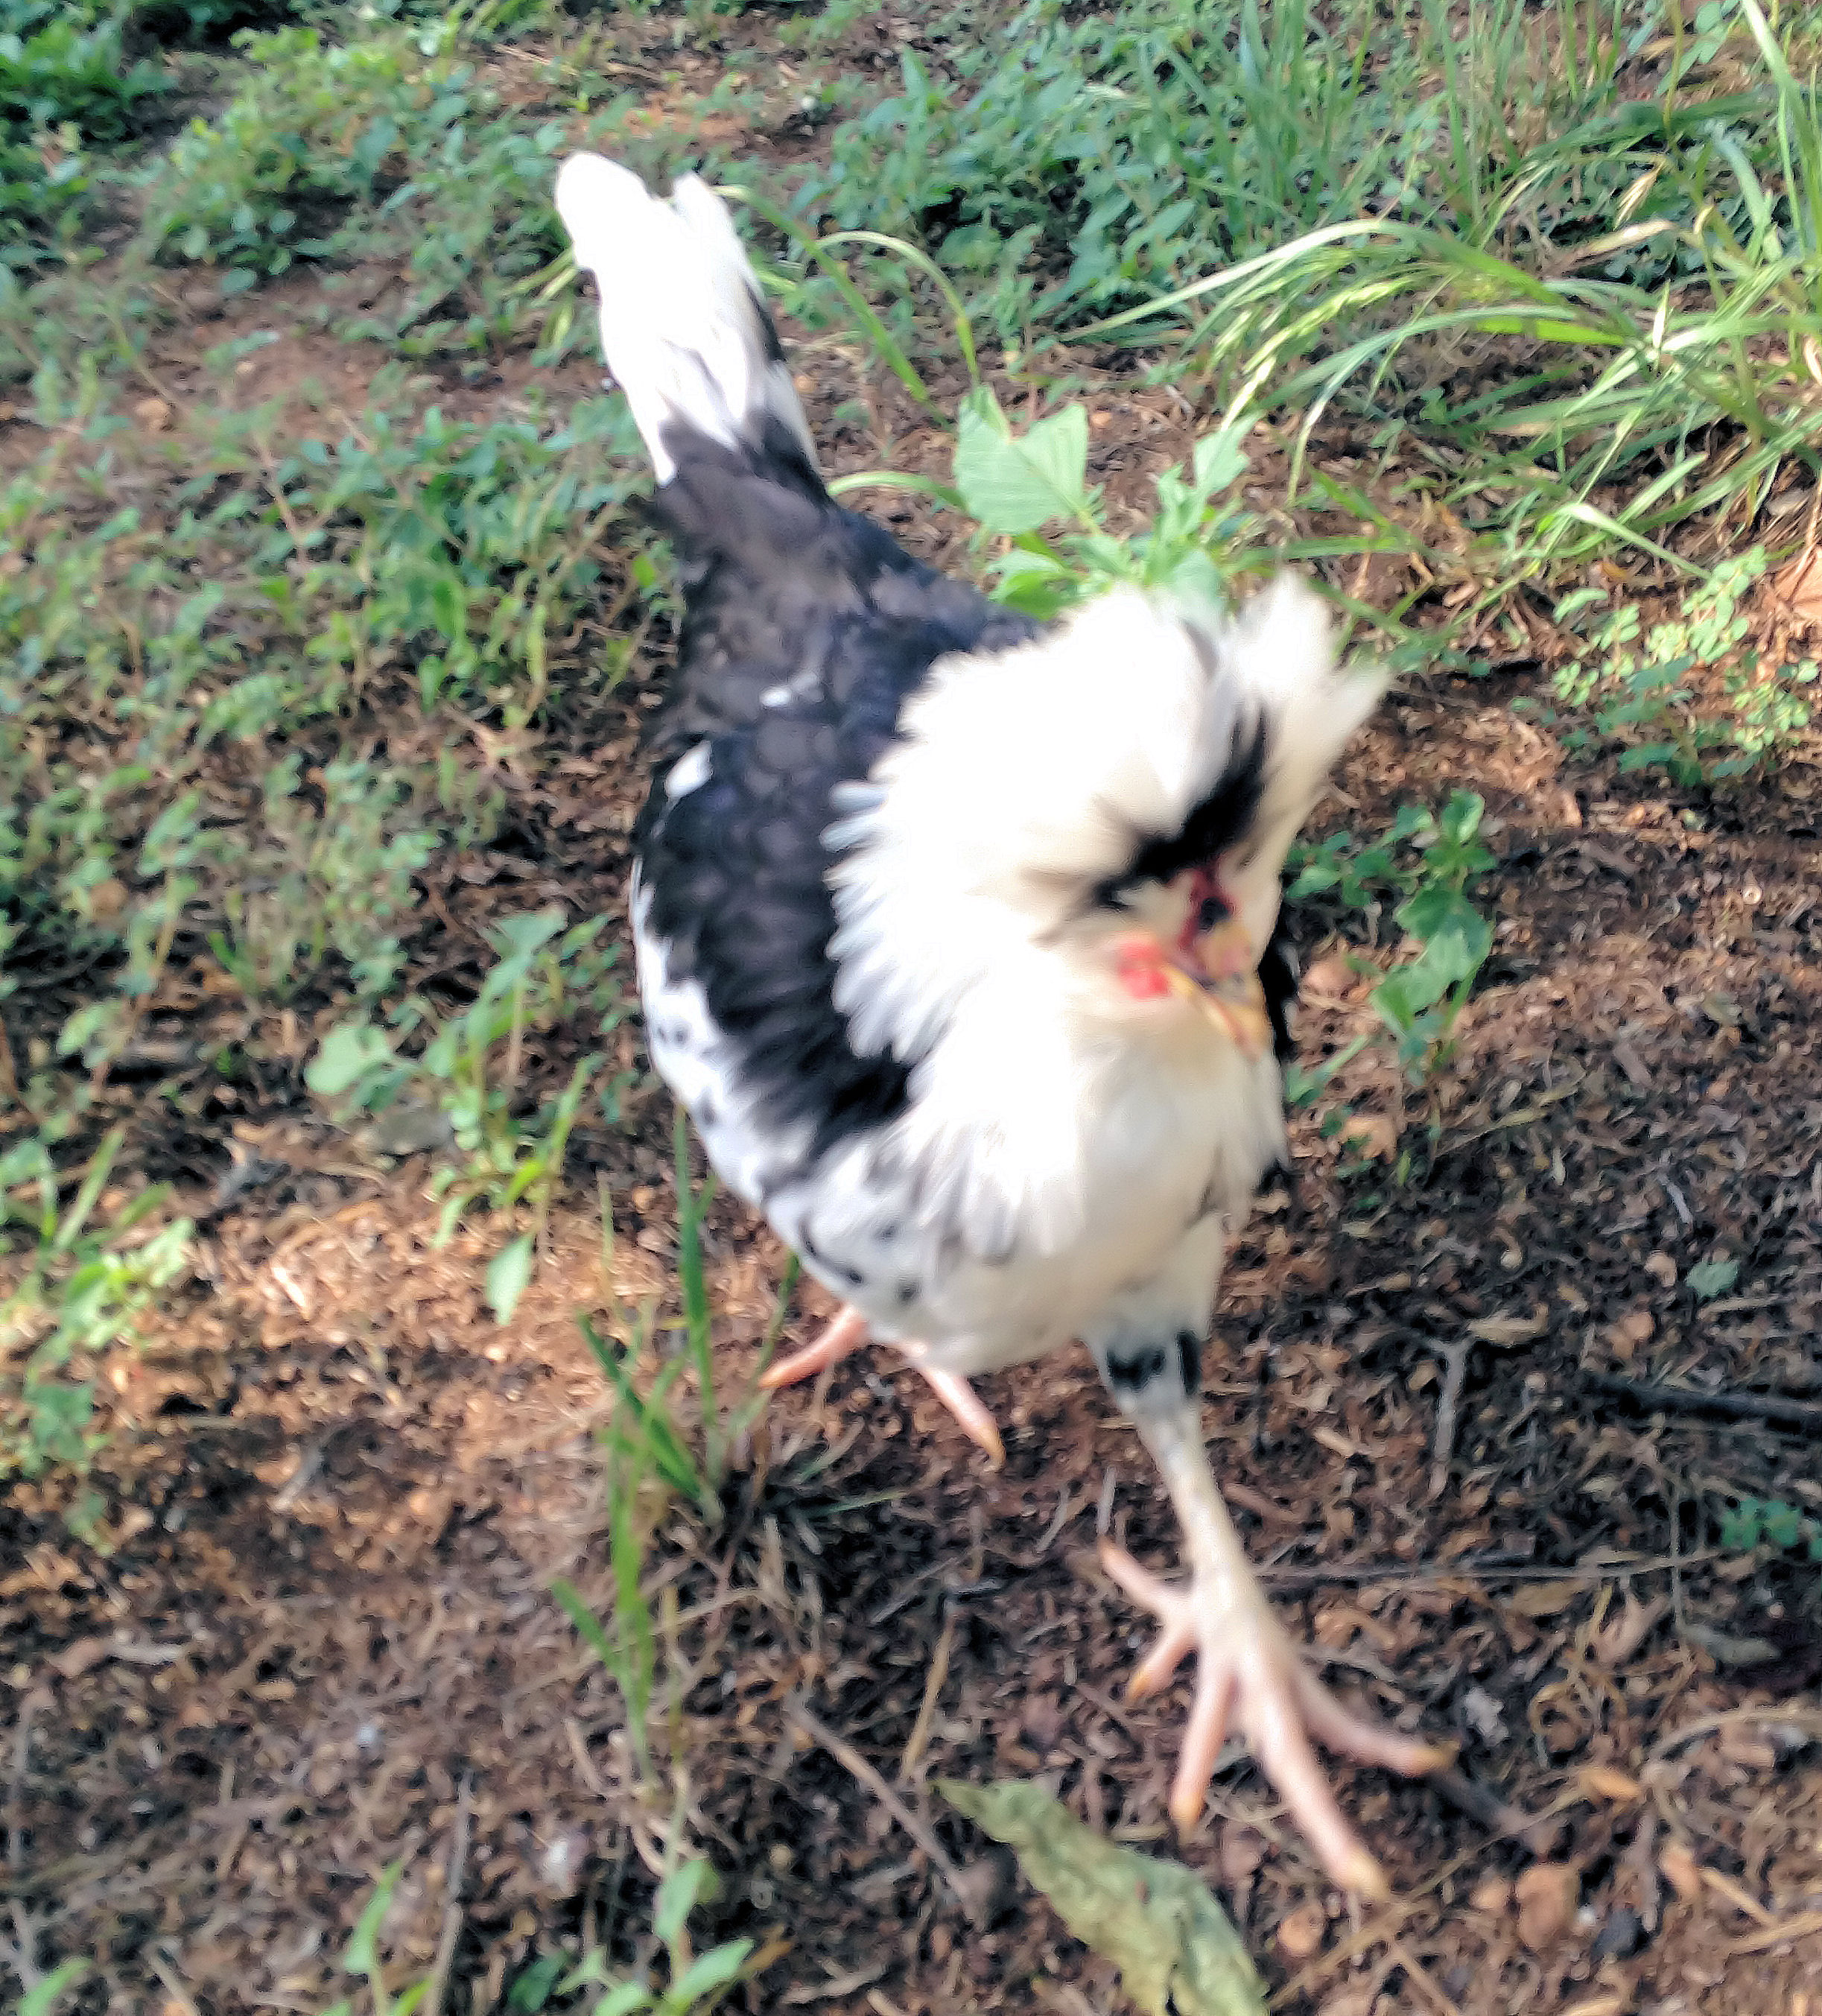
[638,419,1039,1162]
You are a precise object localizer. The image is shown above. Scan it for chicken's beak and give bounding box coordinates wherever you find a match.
[1164,919,1272,1059]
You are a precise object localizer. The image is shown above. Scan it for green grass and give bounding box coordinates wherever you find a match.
[319,1851,775,2016]
[0,1126,191,1527]
[556,1130,796,1775]
[788,0,1822,594]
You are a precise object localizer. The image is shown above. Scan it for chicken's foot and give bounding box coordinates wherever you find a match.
[1102,1403,1452,1898]
[761,1305,1003,1465]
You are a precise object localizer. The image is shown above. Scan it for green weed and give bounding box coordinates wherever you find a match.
[1718,1493,1822,1563]
[0,0,149,279]
[0,1125,191,1507]
[140,13,581,340]
[547,1856,769,2015]
[941,385,1256,616]
[556,1129,796,1774]
[321,1863,431,2016]
[11,1956,90,2016]
[1688,1255,1741,1299]
[320,1850,771,2016]
[790,0,1822,585]
[0,1,163,138]
[141,27,412,279]
[1286,790,1498,1085]
[1,384,638,1056]
[792,0,1433,343]
[1538,551,1816,783]
[307,908,627,1319]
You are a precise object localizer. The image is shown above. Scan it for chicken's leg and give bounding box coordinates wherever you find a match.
[760,1304,871,1389]
[761,1305,1004,1465]
[1101,1398,1451,1898]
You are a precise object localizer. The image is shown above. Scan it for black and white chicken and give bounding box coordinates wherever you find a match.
[555,154,1449,1898]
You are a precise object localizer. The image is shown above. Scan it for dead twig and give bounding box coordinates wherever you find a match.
[148,1949,201,2016]
[781,1696,985,1925]
[5,1687,49,1874]
[1426,1767,1561,1859]
[1581,1369,1822,1432]
[1646,1702,1822,1767]
[1388,1937,1462,2016]
[1257,1546,1723,1589]
[424,1774,473,2016]
[896,1612,955,1784]
[1426,1340,1473,1499]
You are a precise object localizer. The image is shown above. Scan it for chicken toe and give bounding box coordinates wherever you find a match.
[762,1307,1004,1465]
[1103,1407,1453,1898]
[760,1303,871,1389]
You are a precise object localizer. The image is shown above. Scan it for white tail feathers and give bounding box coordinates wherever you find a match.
[554,153,816,486]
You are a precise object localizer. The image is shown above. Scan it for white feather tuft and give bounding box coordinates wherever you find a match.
[553,153,816,485]
[1211,572,1387,957]
[828,577,1380,1061]
[808,577,1377,1272]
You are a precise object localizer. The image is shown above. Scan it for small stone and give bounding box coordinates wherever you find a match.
[1469,1874,1512,1914]
[1591,1906,1646,1961]
[1643,1252,1678,1290]
[51,1638,111,1680]
[1277,1899,1327,1960]
[1659,1840,1702,1901]
[1514,1862,1578,1950]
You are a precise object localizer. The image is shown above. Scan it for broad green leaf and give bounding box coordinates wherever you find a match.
[307,1021,395,1097]
[1284,863,1340,899]
[653,1859,717,1947]
[1161,551,1226,608]
[1686,1257,1739,1300]
[1437,789,1485,846]
[486,1234,536,1324]
[508,1952,567,2011]
[1394,888,1492,985]
[1190,425,1248,504]
[664,1939,753,2009]
[939,1779,1265,2016]
[954,390,1090,534]
[990,545,1079,618]
[0,1138,52,1190]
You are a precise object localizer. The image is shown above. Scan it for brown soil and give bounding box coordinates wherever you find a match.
[6,10,1822,2016]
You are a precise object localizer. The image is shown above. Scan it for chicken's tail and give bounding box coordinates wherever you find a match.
[554,153,818,488]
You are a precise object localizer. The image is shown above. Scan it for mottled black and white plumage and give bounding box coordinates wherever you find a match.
[556,154,1447,1896]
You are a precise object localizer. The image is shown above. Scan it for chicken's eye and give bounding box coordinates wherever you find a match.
[1196,894,1226,933]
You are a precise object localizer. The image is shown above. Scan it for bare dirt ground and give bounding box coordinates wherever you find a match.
[6,13,1822,2016]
